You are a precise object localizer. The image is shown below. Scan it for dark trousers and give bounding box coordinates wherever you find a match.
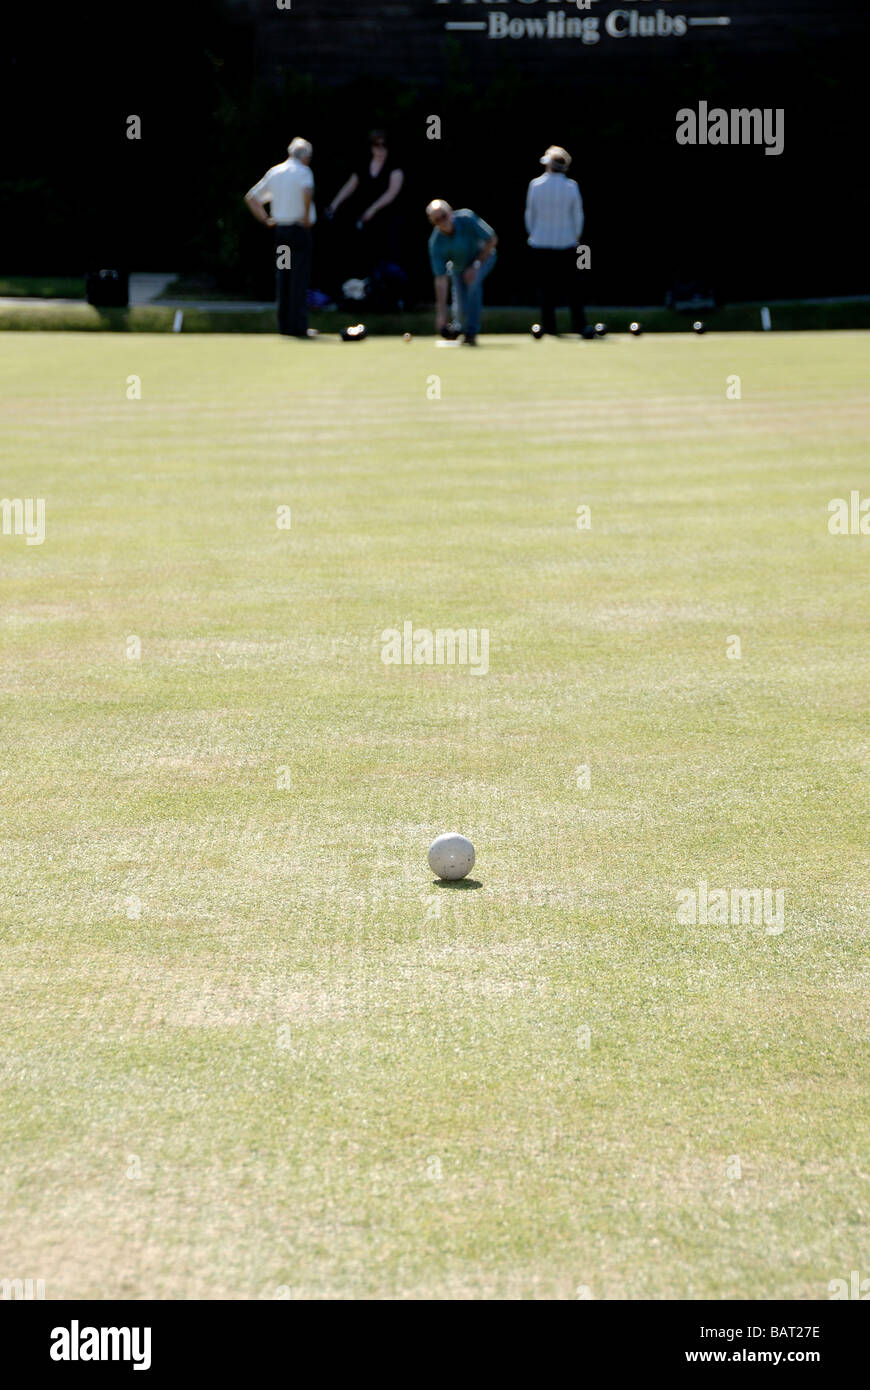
[275,224,311,336]
[532,246,586,334]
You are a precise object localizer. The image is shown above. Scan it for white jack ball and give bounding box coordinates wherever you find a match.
[428,832,475,881]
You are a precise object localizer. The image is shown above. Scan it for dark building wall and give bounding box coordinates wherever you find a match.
[248,0,865,84]
[239,1,865,305]
[2,1,864,306]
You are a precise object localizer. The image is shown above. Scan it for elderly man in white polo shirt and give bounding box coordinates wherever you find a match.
[245,137,316,338]
[525,144,587,338]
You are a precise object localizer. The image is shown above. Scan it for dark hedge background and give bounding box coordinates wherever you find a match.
[1,0,864,306]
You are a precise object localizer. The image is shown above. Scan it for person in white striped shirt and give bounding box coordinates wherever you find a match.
[525,145,588,337]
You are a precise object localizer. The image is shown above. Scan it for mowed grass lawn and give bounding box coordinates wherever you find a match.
[1,330,868,1300]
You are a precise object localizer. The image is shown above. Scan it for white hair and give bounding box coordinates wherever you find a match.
[288,137,312,161]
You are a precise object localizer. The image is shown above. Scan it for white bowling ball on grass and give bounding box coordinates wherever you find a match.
[428,833,475,881]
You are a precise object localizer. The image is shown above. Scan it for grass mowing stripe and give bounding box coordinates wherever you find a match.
[0,331,868,1298]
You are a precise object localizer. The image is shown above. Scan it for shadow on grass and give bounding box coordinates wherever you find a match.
[431,878,483,890]
[94,307,132,330]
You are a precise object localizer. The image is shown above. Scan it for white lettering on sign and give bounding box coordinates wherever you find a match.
[435,3,729,44]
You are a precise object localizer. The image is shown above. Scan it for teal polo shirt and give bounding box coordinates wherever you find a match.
[428,209,495,276]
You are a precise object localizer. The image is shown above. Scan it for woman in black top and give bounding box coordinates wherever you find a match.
[325,129,405,270]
